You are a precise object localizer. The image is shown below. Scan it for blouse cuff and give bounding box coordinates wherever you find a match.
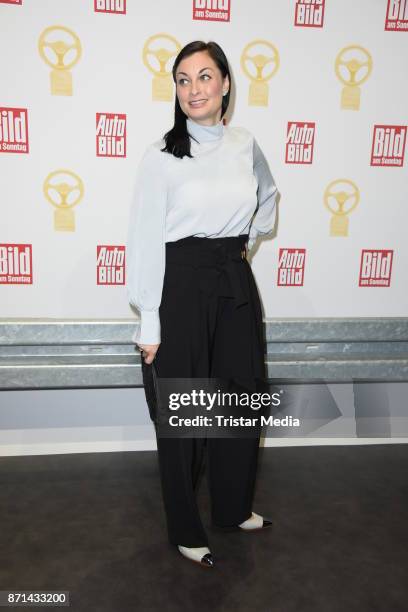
[132,310,161,345]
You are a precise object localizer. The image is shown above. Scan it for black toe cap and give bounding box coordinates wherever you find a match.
[201,553,214,566]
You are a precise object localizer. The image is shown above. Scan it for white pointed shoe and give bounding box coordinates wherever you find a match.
[177,545,214,567]
[238,511,273,531]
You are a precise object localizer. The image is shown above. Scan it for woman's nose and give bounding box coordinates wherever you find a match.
[190,82,202,95]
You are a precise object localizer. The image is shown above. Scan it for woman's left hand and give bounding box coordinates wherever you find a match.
[137,343,160,364]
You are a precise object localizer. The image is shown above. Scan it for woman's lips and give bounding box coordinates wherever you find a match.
[189,100,207,107]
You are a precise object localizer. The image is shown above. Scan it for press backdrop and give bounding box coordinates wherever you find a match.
[1,0,408,320]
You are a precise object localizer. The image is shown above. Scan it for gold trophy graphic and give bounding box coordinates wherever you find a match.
[142,34,181,101]
[38,25,82,96]
[335,45,372,110]
[324,179,360,237]
[240,40,280,106]
[43,170,84,232]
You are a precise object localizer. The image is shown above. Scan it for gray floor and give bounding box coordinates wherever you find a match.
[0,444,407,611]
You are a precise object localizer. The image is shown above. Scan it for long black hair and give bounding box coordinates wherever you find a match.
[161,40,231,159]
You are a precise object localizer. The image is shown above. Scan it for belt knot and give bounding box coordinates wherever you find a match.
[200,249,248,308]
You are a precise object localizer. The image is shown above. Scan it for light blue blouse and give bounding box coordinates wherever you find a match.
[126,117,278,345]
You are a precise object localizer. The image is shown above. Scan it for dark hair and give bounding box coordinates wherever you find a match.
[160,40,231,159]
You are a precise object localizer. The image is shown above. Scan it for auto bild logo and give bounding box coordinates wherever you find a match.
[294,0,325,27]
[0,107,29,153]
[359,249,394,287]
[0,244,33,284]
[96,113,126,157]
[285,121,315,164]
[277,248,306,286]
[192,0,230,22]
[371,125,406,166]
[97,246,125,284]
[94,0,126,13]
[385,0,408,30]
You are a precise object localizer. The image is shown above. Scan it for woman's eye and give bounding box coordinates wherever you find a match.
[178,75,210,85]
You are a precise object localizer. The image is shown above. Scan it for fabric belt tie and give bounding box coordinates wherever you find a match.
[166,236,249,308]
[197,249,248,308]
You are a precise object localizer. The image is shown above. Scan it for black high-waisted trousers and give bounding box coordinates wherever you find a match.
[146,234,267,548]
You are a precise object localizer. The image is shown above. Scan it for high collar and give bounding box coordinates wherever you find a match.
[186,117,224,143]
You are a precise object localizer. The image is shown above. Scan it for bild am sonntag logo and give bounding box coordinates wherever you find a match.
[371,125,406,166]
[359,249,393,287]
[192,0,230,22]
[385,0,408,30]
[0,107,29,153]
[94,0,126,13]
[0,244,33,284]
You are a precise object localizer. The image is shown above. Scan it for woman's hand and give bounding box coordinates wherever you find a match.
[137,343,160,365]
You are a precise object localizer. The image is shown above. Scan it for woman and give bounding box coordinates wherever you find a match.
[126,40,278,568]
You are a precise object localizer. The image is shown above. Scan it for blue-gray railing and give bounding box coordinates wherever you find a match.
[0,318,407,389]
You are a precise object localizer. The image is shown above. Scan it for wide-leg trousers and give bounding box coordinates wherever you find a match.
[146,234,267,548]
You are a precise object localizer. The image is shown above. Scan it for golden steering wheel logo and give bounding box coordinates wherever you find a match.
[38,25,82,96]
[43,170,84,232]
[240,40,280,106]
[142,34,181,101]
[335,45,372,110]
[324,179,360,237]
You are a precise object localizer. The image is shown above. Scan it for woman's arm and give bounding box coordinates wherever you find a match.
[125,144,167,345]
[247,137,278,252]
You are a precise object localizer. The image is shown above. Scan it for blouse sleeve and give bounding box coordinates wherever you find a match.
[125,144,167,345]
[247,137,278,251]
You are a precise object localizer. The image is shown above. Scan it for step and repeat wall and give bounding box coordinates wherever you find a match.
[1,0,408,323]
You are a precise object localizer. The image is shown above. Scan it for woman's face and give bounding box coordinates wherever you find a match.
[175,51,229,126]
